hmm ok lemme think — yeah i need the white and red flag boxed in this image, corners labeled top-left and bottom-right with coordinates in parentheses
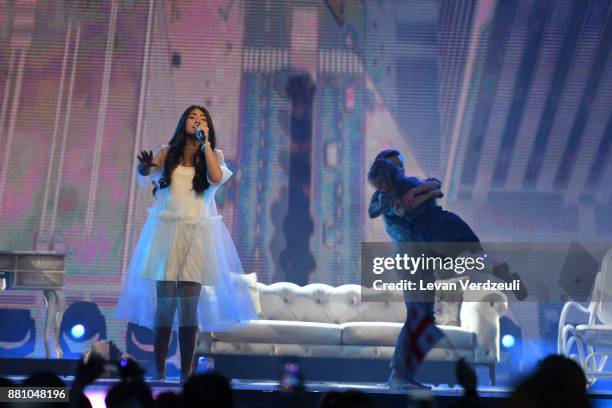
top-left (405, 302), bottom-right (444, 375)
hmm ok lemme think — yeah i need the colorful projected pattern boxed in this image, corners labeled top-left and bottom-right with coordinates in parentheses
top-left (0, 0), bottom-right (610, 359)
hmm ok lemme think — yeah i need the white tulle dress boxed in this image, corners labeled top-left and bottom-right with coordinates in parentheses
top-left (115, 145), bottom-right (257, 331)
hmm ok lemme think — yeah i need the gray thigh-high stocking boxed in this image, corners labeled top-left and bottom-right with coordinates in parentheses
top-left (177, 281), bottom-right (201, 378)
top-left (154, 281), bottom-right (177, 377)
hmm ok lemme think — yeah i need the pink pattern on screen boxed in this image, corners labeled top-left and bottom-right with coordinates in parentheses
top-left (63, 224), bottom-right (112, 266)
top-left (1, 146), bottom-right (45, 219)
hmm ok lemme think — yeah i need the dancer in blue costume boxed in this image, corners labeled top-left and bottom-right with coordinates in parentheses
top-left (369, 150), bottom-right (443, 389)
top-left (369, 153), bottom-right (526, 300)
top-left (369, 149), bottom-right (526, 390)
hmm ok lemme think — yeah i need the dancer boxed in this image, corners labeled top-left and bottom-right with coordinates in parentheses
top-left (368, 149), bottom-right (444, 390)
top-left (368, 155), bottom-right (526, 300)
top-left (369, 149), bottom-right (443, 243)
top-left (116, 105), bottom-right (256, 381)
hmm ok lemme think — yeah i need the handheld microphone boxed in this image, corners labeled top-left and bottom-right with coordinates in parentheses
top-left (195, 125), bottom-right (205, 141)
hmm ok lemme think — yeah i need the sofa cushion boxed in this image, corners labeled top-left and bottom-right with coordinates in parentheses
top-left (341, 322), bottom-right (475, 350)
top-left (345, 299), bottom-right (406, 323)
top-left (340, 322), bottom-right (401, 346)
top-left (342, 345), bottom-right (474, 361)
top-left (211, 320), bottom-right (341, 345)
top-left (210, 341), bottom-right (353, 358)
top-left (206, 342), bottom-right (476, 362)
top-left (258, 282), bottom-right (370, 323)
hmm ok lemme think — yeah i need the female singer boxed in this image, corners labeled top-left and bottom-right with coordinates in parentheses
top-left (116, 105), bottom-right (256, 381)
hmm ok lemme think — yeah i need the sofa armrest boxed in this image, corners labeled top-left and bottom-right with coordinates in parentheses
top-left (459, 289), bottom-right (508, 363)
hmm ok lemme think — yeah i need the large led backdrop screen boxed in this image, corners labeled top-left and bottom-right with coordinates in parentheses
top-left (0, 0), bottom-right (611, 384)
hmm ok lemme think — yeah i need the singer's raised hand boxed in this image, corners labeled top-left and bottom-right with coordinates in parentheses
top-left (137, 150), bottom-right (155, 166)
top-left (137, 150), bottom-right (157, 176)
top-left (194, 123), bottom-right (209, 143)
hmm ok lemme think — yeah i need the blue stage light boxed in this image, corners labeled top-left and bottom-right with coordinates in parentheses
top-left (71, 324), bottom-right (85, 339)
top-left (60, 301), bottom-right (107, 358)
top-left (502, 334), bottom-right (516, 348)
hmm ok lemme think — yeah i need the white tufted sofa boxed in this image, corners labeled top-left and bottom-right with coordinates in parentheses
top-left (198, 280), bottom-right (508, 384)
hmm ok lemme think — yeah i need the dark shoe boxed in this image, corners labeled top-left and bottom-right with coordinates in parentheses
top-left (492, 263), bottom-right (527, 301)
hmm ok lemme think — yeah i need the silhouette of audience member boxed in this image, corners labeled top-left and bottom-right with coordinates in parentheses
top-left (118, 357), bottom-right (146, 383)
top-left (536, 354), bottom-right (588, 401)
top-left (155, 391), bottom-right (181, 408)
top-left (507, 355), bottom-right (589, 408)
top-left (318, 390), bottom-right (375, 408)
top-left (183, 372), bottom-right (233, 408)
top-left (451, 358), bottom-right (485, 408)
top-left (0, 377), bottom-right (16, 387)
top-left (105, 381), bottom-right (154, 408)
top-left (342, 390), bottom-right (375, 408)
top-left (70, 354), bottom-right (104, 408)
top-left (318, 391), bottom-right (343, 408)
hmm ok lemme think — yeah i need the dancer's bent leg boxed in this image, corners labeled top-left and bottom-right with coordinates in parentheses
top-left (422, 210), bottom-right (527, 301)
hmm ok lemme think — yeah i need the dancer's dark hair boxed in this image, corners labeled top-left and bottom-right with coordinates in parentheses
top-left (375, 149), bottom-right (401, 161)
top-left (368, 159), bottom-right (399, 189)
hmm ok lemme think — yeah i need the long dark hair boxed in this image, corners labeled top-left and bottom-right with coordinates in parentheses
top-left (154, 105), bottom-right (217, 196)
